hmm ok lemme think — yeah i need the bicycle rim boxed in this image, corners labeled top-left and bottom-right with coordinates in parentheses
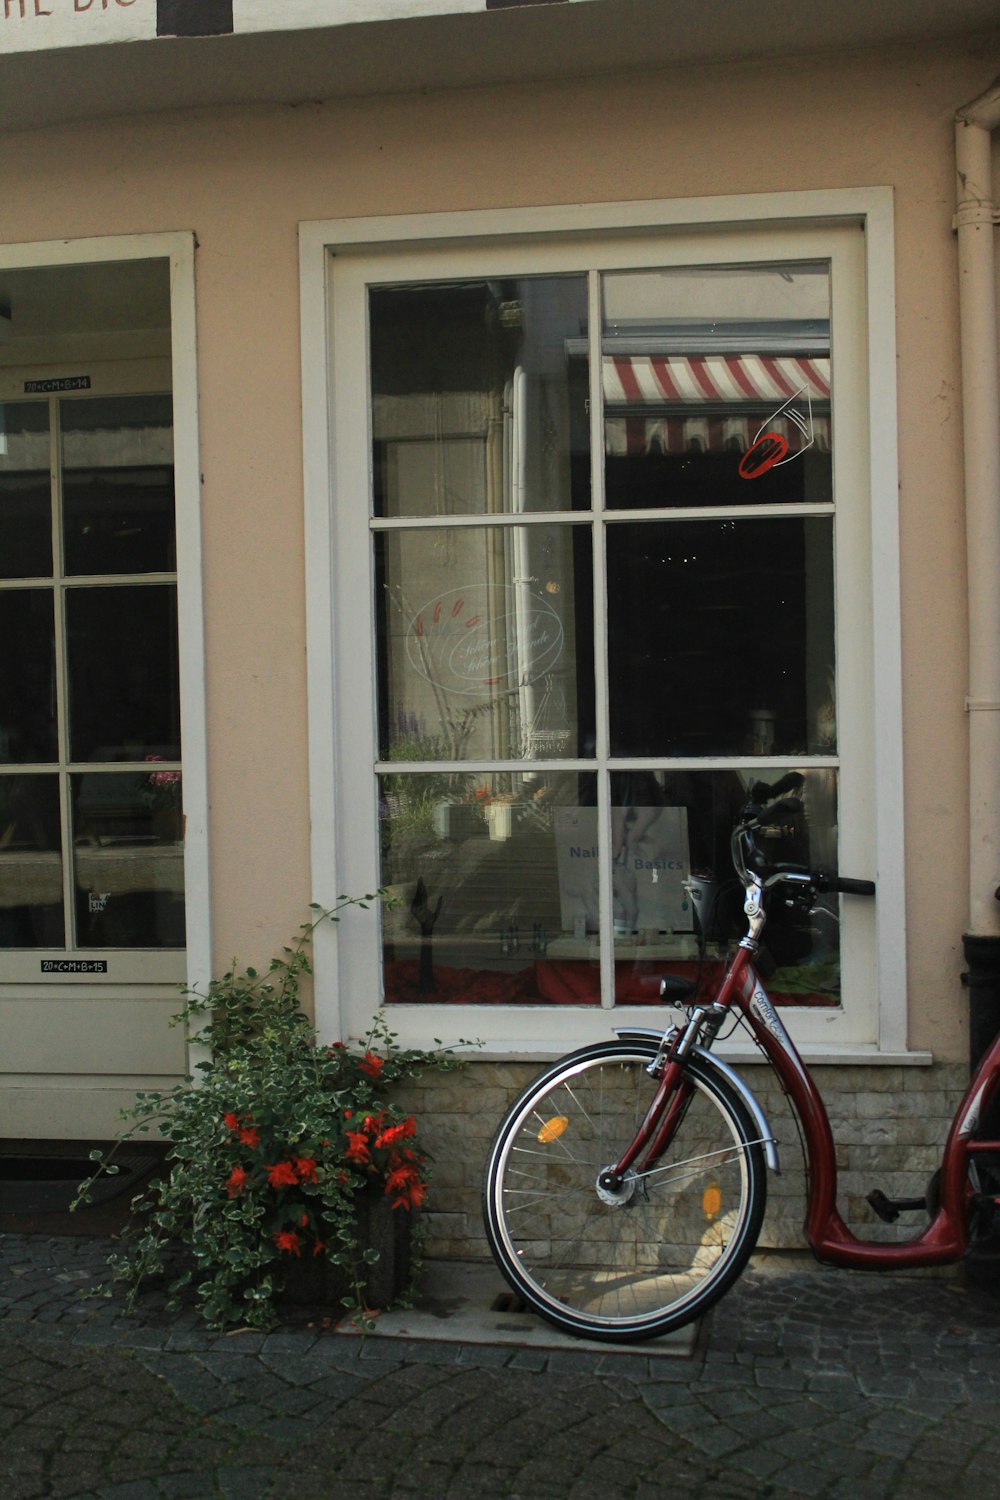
top-left (483, 1044), bottom-right (766, 1340)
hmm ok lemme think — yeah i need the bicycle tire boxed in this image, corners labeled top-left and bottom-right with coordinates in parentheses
top-left (482, 1040), bottom-right (767, 1341)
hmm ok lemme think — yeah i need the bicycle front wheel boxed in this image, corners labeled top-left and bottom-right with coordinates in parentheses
top-left (483, 1041), bottom-right (767, 1341)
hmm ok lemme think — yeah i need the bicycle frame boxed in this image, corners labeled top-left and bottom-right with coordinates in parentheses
top-left (633, 939), bottom-right (1000, 1270)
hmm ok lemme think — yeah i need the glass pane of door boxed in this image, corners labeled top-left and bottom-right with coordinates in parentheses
top-left (62, 395), bottom-right (175, 575)
top-left (0, 589), bottom-right (57, 763)
top-left (0, 402), bottom-right (52, 578)
top-left (0, 775), bottom-right (63, 947)
top-left (66, 584), bottom-right (181, 762)
top-left (72, 770), bottom-right (185, 948)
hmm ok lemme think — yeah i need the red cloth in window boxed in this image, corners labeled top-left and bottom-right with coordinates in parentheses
top-left (382, 958), bottom-right (833, 1007)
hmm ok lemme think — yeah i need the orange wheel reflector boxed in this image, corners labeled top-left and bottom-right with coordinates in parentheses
top-left (537, 1115), bottom-right (570, 1144)
top-left (702, 1182), bottom-right (722, 1221)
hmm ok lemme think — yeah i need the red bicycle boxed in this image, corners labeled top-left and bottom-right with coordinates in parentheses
top-left (483, 775), bottom-right (1000, 1341)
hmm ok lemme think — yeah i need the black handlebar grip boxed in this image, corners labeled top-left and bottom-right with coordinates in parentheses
top-left (814, 873), bottom-right (876, 896)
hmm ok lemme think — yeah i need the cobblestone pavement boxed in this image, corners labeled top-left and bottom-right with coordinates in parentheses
top-left (3, 1234), bottom-right (1000, 1500)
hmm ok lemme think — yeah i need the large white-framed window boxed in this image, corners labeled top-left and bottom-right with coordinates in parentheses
top-left (302, 192), bottom-right (907, 1061)
top-left (0, 234), bottom-right (210, 997)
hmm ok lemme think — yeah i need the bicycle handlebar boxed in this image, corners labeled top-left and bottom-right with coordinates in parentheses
top-left (812, 873), bottom-right (876, 897)
top-left (734, 785), bottom-right (876, 897)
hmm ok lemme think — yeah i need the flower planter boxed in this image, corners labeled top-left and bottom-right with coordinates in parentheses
top-left (279, 1188), bottom-right (415, 1311)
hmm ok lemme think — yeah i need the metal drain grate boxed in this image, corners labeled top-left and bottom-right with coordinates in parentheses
top-left (490, 1289), bottom-right (529, 1314)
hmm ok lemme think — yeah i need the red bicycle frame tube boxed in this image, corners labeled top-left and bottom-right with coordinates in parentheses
top-left (626, 943), bottom-right (1000, 1269)
top-left (729, 946), bottom-right (1000, 1267)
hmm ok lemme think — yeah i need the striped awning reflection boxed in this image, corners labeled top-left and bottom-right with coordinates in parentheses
top-left (604, 353), bottom-right (830, 406)
top-left (603, 353), bottom-right (831, 457)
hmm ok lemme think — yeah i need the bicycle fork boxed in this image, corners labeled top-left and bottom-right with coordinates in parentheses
top-left (598, 1008), bottom-right (723, 1193)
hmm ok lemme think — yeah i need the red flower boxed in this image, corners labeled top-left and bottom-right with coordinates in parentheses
top-left (385, 1164), bottom-right (420, 1195)
top-left (274, 1230), bottom-right (301, 1256)
top-left (375, 1118), bottom-right (416, 1150)
top-left (384, 1162), bottom-right (427, 1209)
top-left (398, 1182), bottom-right (427, 1210)
top-left (265, 1160), bottom-right (299, 1188)
top-left (312, 1239), bottom-right (326, 1257)
top-left (294, 1157), bottom-right (318, 1183)
top-left (387, 1171), bottom-right (427, 1211)
top-left (225, 1166), bottom-right (247, 1198)
top-left (345, 1132), bottom-right (370, 1164)
top-left (359, 1051), bottom-right (385, 1079)
top-left (238, 1126), bottom-right (260, 1149)
top-left (223, 1113), bottom-right (239, 1133)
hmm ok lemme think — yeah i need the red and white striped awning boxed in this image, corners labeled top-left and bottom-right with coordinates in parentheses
top-left (603, 354), bottom-right (831, 457)
top-left (603, 354), bottom-right (831, 406)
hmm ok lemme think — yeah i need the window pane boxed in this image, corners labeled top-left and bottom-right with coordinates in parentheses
top-left (72, 770), bottom-right (185, 948)
top-left (379, 766), bottom-right (840, 1007)
top-left (370, 277), bottom-right (589, 517)
top-left (379, 770), bottom-right (601, 1005)
top-left (376, 524), bottom-right (594, 761)
top-left (607, 517), bottom-right (835, 757)
top-left (62, 395), bottom-right (175, 575)
top-left (610, 767), bottom-right (840, 1007)
top-left (602, 264), bottom-right (832, 509)
top-left (0, 590), bottom-right (57, 763)
top-left (0, 775), bottom-right (64, 947)
top-left (66, 584), bottom-right (180, 762)
top-left (0, 402), bottom-right (52, 578)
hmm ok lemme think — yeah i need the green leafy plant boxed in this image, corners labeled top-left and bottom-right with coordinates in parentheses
top-left (77, 896), bottom-right (466, 1331)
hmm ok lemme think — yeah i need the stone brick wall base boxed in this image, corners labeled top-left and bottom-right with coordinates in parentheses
top-left (393, 1059), bottom-right (970, 1261)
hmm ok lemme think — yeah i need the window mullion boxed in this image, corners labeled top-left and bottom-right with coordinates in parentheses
top-left (47, 397), bottom-right (78, 947)
top-left (588, 268), bottom-right (615, 1010)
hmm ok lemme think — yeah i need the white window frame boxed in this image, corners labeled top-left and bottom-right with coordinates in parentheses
top-left (0, 232), bottom-right (211, 998)
top-left (301, 190), bottom-right (912, 1063)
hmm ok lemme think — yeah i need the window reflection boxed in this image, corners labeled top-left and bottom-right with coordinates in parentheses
top-left (368, 260), bottom-right (843, 1011)
top-left (62, 395), bottom-right (175, 575)
top-left (607, 767), bottom-right (841, 1006)
top-left (0, 590), bottom-right (57, 764)
top-left (607, 517), bottom-right (835, 757)
top-left (66, 584), bottom-right (181, 762)
top-left (72, 770), bottom-right (184, 948)
top-left (379, 766), bottom-right (840, 1007)
top-left (380, 770), bottom-right (601, 1005)
top-left (0, 402), bottom-right (52, 578)
top-left (370, 276), bottom-right (589, 517)
top-left (602, 264), bottom-right (832, 510)
top-left (376, 525), bottom-right (594, 761)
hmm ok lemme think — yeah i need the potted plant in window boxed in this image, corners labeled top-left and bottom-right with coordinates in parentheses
top-left (77, 896), bottom-right (466, 1331)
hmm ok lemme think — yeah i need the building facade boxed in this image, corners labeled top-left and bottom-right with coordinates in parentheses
top-left (1, 0), bottom-right (998, 1256)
